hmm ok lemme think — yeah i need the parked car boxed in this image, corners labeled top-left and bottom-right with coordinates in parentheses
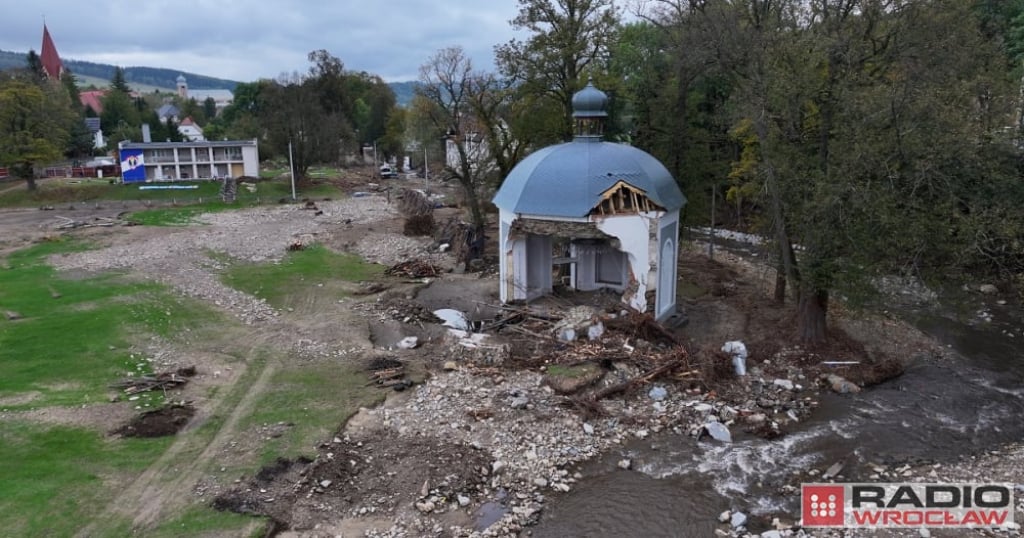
top-left (380, 164), bottom-right (398, 179)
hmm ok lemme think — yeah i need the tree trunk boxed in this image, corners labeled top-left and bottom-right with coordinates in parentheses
top-left (25, 177), bottom-right (37, 192)
top-left (797, 288), bottom-right (828, 343)
top-left (774, 264), bottom-right (786, 304)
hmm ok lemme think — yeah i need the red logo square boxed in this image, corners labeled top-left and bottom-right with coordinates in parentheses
top-left (803, 484), bottom-right (845, 527)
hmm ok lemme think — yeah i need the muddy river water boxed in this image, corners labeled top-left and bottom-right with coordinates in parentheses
top-left (533, 290), bottom-right (1024, 536)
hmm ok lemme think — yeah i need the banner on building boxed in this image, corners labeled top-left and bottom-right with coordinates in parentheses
top-left (119, 149), bottom-right (146, 183)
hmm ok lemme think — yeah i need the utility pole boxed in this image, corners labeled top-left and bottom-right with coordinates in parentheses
top-left (373, 141), bottom-right (379, 179)
top-left (288, 139), bottom-right (296, 201)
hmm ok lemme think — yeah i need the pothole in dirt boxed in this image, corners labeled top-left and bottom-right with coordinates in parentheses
top-left (366, 357), bottom-right (404, 371)
top-left (112, 404), bottom-right (196, 438)
top-left (368, 319), bottom-right (445, 349)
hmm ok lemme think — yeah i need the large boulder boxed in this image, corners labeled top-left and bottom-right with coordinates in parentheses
top-left (541, 363), bottom-right (605, 394)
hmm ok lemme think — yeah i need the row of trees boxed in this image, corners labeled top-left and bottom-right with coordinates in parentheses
top-left (614, 0), bottom-right (1024, 340)
top-left (406, 0), bottom-right (1024, 341)
top-left (0, 58), bottom-right (91, 190)
top-left (96, 67), bottom-right (198, 146)
top-left (1, 49), bottom-right (397, 186)
top-left (197, 50), bottom-right (397, 181)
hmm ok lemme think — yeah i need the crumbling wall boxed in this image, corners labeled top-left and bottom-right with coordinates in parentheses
top-left (596, 215), bottom-right (655, 313)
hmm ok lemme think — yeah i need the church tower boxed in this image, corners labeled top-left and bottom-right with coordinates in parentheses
top-left (177, 74), bottom-right (188, 99)
top-left (40, 24), bottom-right (64, 79)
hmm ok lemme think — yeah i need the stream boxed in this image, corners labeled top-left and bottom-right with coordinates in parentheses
top-left (533, 245), bottom-right (1024, 536)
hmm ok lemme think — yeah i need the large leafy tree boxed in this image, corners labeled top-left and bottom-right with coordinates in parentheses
top-left (694, 0), bottom-right (1021, 341)
top-left (632, 0), bottom-right (1023, 342)
top-left (208, 55), bottom-right (395, 169)
top-left (496, 0), bottom-right (621, 142)
top-left (0, 74), bottom-right (75, 190)
top-left (202, 97), bottom-right (217, 121)
top-left (207, 80), bottom-right (267, 145)
top-left (343, 71), bottom-right (396, 148)
top-left (100, 67), bottom-right (140, 143)
top-left (257, 52), bottom-right (355, 181)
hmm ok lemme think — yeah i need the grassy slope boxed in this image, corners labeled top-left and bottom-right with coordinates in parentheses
top-left (0, 178), bottom-right (344, 212)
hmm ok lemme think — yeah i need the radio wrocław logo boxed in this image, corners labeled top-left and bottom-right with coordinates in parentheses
top-left (802, 483), bottom-right (1015, 528)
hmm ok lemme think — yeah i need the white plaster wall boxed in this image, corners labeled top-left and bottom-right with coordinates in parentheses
top-left (498, 209), bottom-right (515, 303)
top-left (596, 214), bottom-right (655, 313)
top-left (656, 211), bottom-right (680, 320)
top-left (241, 142), bottom-right (260, 177)
top-left (525, 234), bottom-right (553, 300)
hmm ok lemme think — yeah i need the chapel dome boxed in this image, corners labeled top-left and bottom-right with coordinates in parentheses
top-left (493, 140), bottom-right (686, 218)
top-left (493, 82), bottom-right (685, 218)
top-left (572, 80), bottom-right (609, 118)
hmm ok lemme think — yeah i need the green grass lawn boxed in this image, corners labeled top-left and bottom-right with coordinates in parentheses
top-left (0, 422), bottom-right (173, 537)
top-left (0, 222), bottom-right (386, 536)
top-left (0, 240), bottom-right (218, 409)
top-left (222, 245), bottom-right (384, 308)
top-left (0, 177), bottom-right (345, 210)
top-left (0, 239), bottom-right (226, 535)
top-left (242, 363), bottom-right (385, 467)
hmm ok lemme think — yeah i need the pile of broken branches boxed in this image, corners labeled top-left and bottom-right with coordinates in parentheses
top-left (111, 366), bottom-right (196, 395)
top-left (55, 216), bottom-right (121, 230)
top-left (397, 189), bottom-right (433, 217)
top-left (563, 346), bottom-right (695, 418)
top-left (473, 307), bottom-right (700, 413)
top-left (385, 259), bottom-right (442, 278)
top-left (365, 358), bottom-right (412, 391)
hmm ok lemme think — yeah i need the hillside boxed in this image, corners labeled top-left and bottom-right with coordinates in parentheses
top-left (0, 49), bottom-right (415, 104)
top-left (0, 49), bottom-right (238, 90)
top-left (388, 81), bottom-right (417, 107)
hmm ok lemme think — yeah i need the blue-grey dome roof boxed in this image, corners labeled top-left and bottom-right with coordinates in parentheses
top-left (176, 74), bottom-right (187, 83)
top-left (493, 139), bottom-right (686, 218)
top-left (572, 81), bottom-right (608, 118)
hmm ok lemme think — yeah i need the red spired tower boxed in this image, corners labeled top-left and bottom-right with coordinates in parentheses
top-left (40, 23), bottom-right (65, 79)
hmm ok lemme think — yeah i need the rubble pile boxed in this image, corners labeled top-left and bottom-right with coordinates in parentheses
top-left (385, 259), bottom-right (443, 278)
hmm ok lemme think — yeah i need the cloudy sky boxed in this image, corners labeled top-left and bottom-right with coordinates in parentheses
top-left (0, 1), bottom-right (527, 83)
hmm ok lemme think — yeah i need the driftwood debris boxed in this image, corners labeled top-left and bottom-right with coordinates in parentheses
top-left (589, 351), bottom-right (689, 401)
top-left (366, 366), bottom-right (405, 385)
top-left (366, 360), bottom-right (412, 390)
top-left (55, 216), bottom-right (120, 230)
top-left (385, 260), bottom-right (442, 278)
top-left (111, 366), bottom-right (197, 395)
top-left (604, 311), bottom-right (680, 346)
top-left (397, 189), bottom-right (433, 218)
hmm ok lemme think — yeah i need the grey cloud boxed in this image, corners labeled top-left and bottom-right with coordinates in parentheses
top-left (0, 0), bottom-right (523, 82)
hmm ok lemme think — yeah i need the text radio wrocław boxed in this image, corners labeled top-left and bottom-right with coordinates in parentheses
top-left (802, 483), bottom-right (1015, 528)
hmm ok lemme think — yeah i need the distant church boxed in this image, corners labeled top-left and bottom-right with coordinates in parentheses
top-left (40, 24), bottom-right (64, 80)
top-left (174, 73), bottom-right (235, 110)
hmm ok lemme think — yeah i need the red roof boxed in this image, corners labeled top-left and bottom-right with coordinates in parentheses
top-left (180, 117), bottom-right (195, 126)
top-left (40, 24), bottom-right (63, 79)
top-left (80, 90), bottom-right (105, 114)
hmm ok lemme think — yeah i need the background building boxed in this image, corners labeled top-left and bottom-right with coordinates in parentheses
top-left (118, 139), bottom-right (258, 182)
